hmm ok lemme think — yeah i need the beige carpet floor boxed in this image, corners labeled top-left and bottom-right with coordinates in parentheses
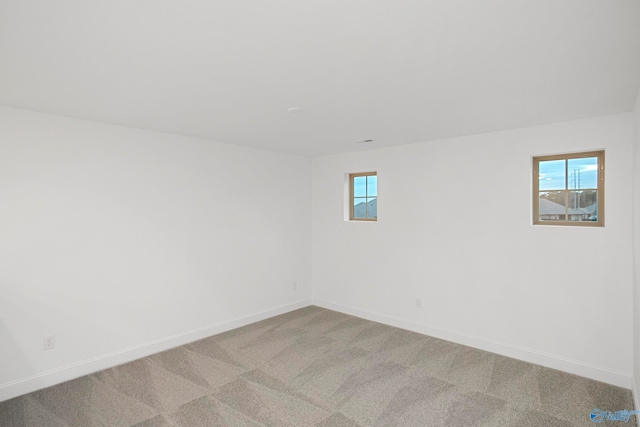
top-left (0, 306), bottom-right (635, 426)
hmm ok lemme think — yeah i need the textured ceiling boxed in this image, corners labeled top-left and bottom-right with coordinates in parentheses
top-left (1, 0), bottom-right (639, 156)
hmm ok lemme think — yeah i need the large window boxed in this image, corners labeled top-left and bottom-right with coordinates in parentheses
top-left (350, 172), bottom-right (377, 221)
top-left (532, 151), bottom-right (604, 226)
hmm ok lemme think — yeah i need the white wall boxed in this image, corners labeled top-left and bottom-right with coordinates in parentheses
top-left (1, 104), bottom-right (635, 402)
top-left (0, 106), bottom-right (312, 401)
top-left (633, 90), bottom-right (640, 407)
top-left (312, 113), bottom-right (634, 387)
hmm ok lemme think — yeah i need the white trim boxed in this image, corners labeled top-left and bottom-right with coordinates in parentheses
top-left (633, 378), bottom-right (640, 413)
top-left (312, 298), bottom-right (633, 389)
top-left (0, 298), bottom-right (312, 402)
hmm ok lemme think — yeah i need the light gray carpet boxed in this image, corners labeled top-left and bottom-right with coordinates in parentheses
top-left (0, 306), bottom-right (635, 426)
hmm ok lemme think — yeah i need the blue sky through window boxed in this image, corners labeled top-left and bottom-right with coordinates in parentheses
top-left (354, 175), bottom-right (377, 198)
top-left (538, 157), bottom-right (598, 191)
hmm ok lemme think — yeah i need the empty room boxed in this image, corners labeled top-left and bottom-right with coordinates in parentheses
top-left (1, 1), bottom-right (640, 426)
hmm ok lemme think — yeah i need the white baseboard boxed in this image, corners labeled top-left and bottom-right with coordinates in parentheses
top-left (0, 298), bottom-right (312, 403)
top-left (633, 378), bottom-right (640, 412)
top-left (2, 297), bottom-right (632, 403)
top-left (313, 298), bottom-right (633, 389)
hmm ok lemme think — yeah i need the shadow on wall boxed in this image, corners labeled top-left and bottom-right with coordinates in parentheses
top-left (0, 287), bottom-right (120, 390)
top-left (0, 300), bottom-right (37, 387)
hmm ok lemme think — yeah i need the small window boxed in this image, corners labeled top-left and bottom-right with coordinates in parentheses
top-left (533, 151), bottom-right (604, 226)
top-left (350, 172), bottom-right (377, 221)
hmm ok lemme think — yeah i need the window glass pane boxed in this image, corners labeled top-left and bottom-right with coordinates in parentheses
top-left (533, 151), bottom-right (602, 226)
top-left (568, 190), bottom-right (598, 221)
top-left (538, 160), bottom-right (565, 191)
top-left (538, 192), bottom-right (566, 222)
top-left (353, 176), bottom-right (366, 197)
top-left (582, 189), bottom-right (598, 222)
top-left (353, 197), bottom-right (367, 218)
top-left (567, 191), bottom-right (588, 221)
top-left (366, 197), bottom-right (377, 218)
top-left (367, 175), bottom-right (377, 197)
top-left (567, 157), bottom-right (597, 190)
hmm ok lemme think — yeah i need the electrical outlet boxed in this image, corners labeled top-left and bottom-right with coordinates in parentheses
top-left (293, 281), bottom-right (298, 290)
top-left (415, 298), bottom-right (422, 309)
top-left (43, 335), bottom-right (55, 350)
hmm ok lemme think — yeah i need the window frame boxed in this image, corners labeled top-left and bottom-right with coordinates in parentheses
top-left (532, 150), bottom-right (604, 227)
top-left (349, 172), bottom-right (377, 221)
